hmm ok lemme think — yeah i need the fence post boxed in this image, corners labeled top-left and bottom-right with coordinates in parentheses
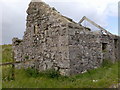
top-left (11, 63), bottom-right (15, 80)
top-left (11, 51), bottom-right (15, 80)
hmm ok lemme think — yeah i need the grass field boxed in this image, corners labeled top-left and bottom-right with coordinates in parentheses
top-left (1, 45), bottom-right (119, 88)
top-left (2, 44), bottom-right (13, 63)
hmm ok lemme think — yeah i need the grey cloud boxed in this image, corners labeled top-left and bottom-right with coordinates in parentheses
top-left (2, 0), bottom-right (31, 44)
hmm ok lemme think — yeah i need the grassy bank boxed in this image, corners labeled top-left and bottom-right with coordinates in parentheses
top-left (1, 45), bottom-right (119, 88)
top-left (2, 44), bottom-right (13, 63)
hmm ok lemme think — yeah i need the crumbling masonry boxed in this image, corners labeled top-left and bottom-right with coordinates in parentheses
top-left (12, 1), bottom-right (120, 76)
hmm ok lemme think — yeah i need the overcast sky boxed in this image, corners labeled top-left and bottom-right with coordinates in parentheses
top-left (0, 0), bottom-right (119, 45)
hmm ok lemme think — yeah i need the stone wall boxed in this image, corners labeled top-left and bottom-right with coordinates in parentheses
top-left (68, 29), bottom-right (120, 75)
top-left (101, 35), bottom-right (119, 62)
top-left (68, 31), bottom-right (102, 75)
top-left (12, 1), bottom-right (120, 76)
top-left (12, 1), bottom-right (84, 76)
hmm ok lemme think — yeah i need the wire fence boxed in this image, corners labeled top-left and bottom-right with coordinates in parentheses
top-left (1, 52), bottom-right (34, 81)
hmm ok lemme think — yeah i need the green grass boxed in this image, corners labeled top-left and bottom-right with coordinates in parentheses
top-left (1, 45), bottom-right (119, 88)
top-left (2, 44), bottom-right (13, 63)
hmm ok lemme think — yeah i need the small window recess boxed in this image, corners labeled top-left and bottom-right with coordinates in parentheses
top-left (34, 24), bottom-right (39, 35)
top-left (102, 43), bottom-right (107, 52)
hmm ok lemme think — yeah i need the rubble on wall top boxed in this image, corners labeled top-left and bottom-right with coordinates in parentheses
top-left (31, 0), bottom-right (43, 2)
top-left (28, 0), bottom-right (117, 36)
top-left (27, 0), bottom-right (82, 26)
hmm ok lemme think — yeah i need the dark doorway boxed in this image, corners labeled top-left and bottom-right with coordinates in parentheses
top-left (114, 39), bottom-right (118, 48)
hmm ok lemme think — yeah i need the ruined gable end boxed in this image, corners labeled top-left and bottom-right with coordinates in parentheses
top-left (12, 0), bottom-right (120, 76)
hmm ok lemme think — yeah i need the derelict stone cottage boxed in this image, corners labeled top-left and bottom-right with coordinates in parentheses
top-left (12, 0), bottom-right (120, 76)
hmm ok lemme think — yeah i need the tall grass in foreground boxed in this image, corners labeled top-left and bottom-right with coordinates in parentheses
top-left (2, 44), bottom-right (13, 63)
top-left (2, 61), bottom-right (119, 88)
